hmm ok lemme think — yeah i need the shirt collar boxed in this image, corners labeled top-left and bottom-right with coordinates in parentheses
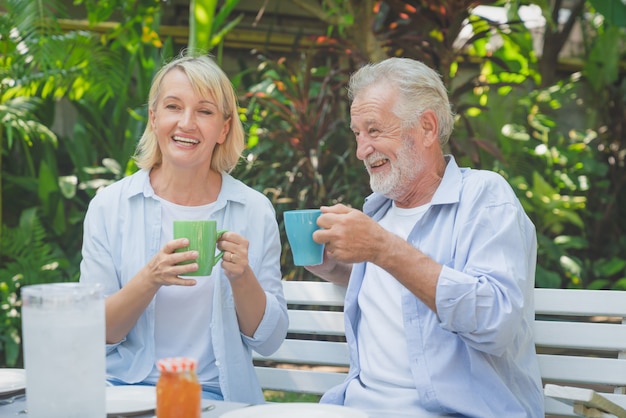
top-left (127, 168), bottom-right (247, 206)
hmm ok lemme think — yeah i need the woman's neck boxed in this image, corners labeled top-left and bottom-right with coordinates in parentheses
top-left (149, 165), bottom-right (222, 206)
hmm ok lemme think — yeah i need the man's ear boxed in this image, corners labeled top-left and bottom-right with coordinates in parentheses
top-left (420, 110), bottom-right (439, 146)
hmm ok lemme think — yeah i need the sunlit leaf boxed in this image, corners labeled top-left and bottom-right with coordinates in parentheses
top-left (560, 255), bottom-right (582, 277)
top-left (58, 175), bottom-right (77, 199)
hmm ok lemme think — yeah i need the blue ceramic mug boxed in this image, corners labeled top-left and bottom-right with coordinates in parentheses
top-left (284, 209), bottom-right (324, 266)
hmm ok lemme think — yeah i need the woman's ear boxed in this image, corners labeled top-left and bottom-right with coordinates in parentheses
top-left (149, 108), bottom-right (156, 131)
top-left (217, 117), bottom-right (231, 145)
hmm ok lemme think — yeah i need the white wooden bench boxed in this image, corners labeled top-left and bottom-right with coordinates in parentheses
top-left (536, 288), bottom-right (626, 417)
top-left (254, 281), bottom-right (626, 417)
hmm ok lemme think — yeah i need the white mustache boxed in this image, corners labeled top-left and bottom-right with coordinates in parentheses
top-left (365, 153), bottom-right (389, 169)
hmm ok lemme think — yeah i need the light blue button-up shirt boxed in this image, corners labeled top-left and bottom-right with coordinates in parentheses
top-left (79, 169), bottom-right (288, 404)
top-left (321, 156), bottom-right (544, 417)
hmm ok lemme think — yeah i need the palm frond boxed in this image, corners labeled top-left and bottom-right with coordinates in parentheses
top-left (0, 208), bottom-right (69, 286)
top-left (0, 98), bottom-right (58, 151)
top-left (2, 0), bottom-right (126, 103)
top-left (5, 0), bottom-right (68, 53)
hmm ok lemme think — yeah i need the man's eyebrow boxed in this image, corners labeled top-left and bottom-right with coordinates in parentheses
top-left (350, 118), bottom-right (378, 130)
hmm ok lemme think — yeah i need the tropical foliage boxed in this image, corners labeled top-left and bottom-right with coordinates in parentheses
top-left (235, 49), bottom-right (366, 279)
top-left (0, 0), bottom-right (129, 365)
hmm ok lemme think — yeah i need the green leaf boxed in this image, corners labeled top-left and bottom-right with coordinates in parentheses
top-left (584, 26), bottom-right (621, 92)
top-left (590, 0), bottom-right (626, 27)
top-left (37, 160), bottom-right (59, 214)
top-left (535, 265), bottom-right (562, 288)
top-left (189, 0), bottom-right (218, 53)
top-left (594, 258), bottom-right (626, 277)
top-left (587, 279), bottom-right (611, 290)
top-left (612, 278), bottom-right (626, 291)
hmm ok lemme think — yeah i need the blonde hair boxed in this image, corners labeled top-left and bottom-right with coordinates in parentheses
top-left (133, 53), bottom-right (244, 173)
top-left (347, 57), bottom-right (455, 145)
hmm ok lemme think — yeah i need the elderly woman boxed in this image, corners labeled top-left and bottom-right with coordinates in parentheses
top-left (79, 53), bottom-right (288, 404)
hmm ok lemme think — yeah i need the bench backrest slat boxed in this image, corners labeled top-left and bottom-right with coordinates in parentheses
top-left (538, 354), bottom-right (626, 386)
top-left (534, 288), bottom-right (626, 317)
top-left (282, 280), bottom-right (346, 306)
top-left (534, 320), bottom-right (626, 351)
top-left (255, 367), bottom-right (347, 395)
top-left (254, 339), bottom-right (349, 366)
top-left (287, 310), bottom-right (345, 336)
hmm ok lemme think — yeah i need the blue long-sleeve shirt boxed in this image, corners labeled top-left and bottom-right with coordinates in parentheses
top-left (79, 169), bottom-right (288, 404)
top-left (321, 156), bottom-right (544, 417)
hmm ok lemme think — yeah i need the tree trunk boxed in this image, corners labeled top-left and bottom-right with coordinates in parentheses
top-left (345, 0), bottom-right (387, 63)
top-left (290, 0), bottom-right (386, 63)
top-left (539, 0), bottom-right (586, 87)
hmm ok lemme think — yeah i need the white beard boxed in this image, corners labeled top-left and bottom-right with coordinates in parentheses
top-left (366, 138), bottom-right (422, 200)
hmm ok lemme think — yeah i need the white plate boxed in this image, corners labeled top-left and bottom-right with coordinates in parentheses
top-left (106, 385), bottom-right (156, 415)
top-left (0, 369), bottom-right (26, 395)
top-left (220, 403), bottom-right (369, 418)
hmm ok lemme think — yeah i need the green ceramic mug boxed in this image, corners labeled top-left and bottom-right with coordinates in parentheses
top-left (173, 220), bottom-right (227, 276)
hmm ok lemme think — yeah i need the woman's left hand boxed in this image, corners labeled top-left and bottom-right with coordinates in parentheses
top-left (218, 232), bottom-right (250, 280)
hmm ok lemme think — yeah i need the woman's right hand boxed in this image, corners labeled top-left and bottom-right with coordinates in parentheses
top-left (105, 238), bottom-right (199, 343)
top-left (144, 238), bottom-right (201, 287)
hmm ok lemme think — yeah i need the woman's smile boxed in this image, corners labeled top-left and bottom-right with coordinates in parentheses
top-left (172, 135), bottom-right (200, 146)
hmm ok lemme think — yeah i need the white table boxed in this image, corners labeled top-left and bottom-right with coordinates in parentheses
top-left (0, 395), bottom-right (248, 417)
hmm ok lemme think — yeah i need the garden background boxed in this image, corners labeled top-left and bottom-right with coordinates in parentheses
top-left (1, 0), bottom-right (625, 370)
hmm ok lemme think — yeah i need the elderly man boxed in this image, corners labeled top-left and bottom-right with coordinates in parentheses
top-left (306, 57), bottom-right (544, 417)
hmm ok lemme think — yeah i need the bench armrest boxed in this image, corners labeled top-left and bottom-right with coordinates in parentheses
top-left (544, 384), bottom-right (626, 418)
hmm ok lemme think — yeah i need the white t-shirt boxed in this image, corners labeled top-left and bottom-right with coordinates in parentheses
top-left (345, 202), bottom-right (440, 417)
top-left (145, 197), bottom-right (219, 389)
